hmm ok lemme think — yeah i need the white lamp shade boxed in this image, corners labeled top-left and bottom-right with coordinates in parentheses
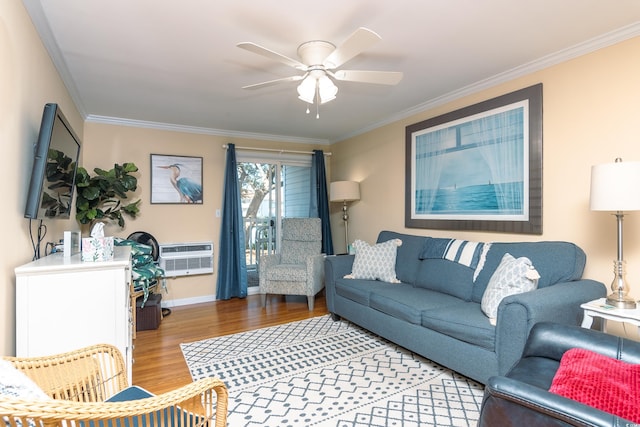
top-left (590, 160), bottom-right (640, 211)
top-left (330, 181), bottom-right (360, 202)
top-left (318, 75), bottom-right (338, 104)
top-left (297, 76), bottom-right (316, 104)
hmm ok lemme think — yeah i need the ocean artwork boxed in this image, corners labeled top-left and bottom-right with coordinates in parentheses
top-left (416, 181), bottom-right (523, 215)
top-left (411, 103), bottom-right (528, 219)
top-left (405, 83), bottom-right (542, 233)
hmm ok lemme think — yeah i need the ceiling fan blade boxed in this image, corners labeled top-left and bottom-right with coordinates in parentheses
top-left (242, 75), bottom-right (303, 90)
top-left (323, 27), bottom-right (382, 69)
top-left (333, 70), bottom-right (403, 85)
top-left (237, 42), bottom-right (306, 70)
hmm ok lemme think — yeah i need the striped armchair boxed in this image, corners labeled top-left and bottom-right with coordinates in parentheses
top-left (0, 344), bottom-right (227, 427)
top-left (259, 217), bottom-right (325, 311)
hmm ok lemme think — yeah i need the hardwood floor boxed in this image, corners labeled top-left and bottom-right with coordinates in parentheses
top-left (132, 293), bottom-right (328, 394)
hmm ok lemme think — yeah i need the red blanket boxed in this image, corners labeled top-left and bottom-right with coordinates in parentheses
top-left (549, 347), bottom-right (640, 422)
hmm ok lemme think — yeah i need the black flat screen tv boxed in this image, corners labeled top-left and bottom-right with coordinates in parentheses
top-left (24, 103), bottom-right (81, 220)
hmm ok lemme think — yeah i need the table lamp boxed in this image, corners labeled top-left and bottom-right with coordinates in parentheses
top-left (330, 181), bottom-right (360, 251)
top-left (590, 158), bottom-right (640, 309)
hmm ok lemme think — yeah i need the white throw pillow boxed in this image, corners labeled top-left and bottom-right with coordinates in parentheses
top-left (344, 239), bottom-right (402, 283)
top-left (0, 359), bottom-right (50, 427)
top-left (481, 253), bottom-right (540, 325)
top-left (0, 359), bottom-right (49, 400)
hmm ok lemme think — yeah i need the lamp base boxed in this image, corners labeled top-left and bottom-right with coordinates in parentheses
top-left (605, 294), bottom-right (637, 309)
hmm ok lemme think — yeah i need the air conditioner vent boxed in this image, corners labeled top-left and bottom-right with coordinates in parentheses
top-left (159, 242), bottom-right (213, 277)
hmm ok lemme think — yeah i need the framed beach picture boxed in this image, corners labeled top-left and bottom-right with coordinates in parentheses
top-left (150, 154), bottom-right (203, 204)
top-left (405, 84), bottom-right (542, 234)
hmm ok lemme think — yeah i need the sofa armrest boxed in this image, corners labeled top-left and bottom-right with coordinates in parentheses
top-left (258, 254), bottom-right (282, 288)
top-left (479, 376), bottom-right (627, 427)
top-left (324, 254), bottom-right (355, 312)
top-left (495, 279), bottom-right (606, 375)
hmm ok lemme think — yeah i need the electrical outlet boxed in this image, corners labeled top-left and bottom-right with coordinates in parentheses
top-left (216, 209), bottom-right (221, 217)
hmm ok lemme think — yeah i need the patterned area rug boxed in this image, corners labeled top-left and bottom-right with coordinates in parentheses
top-left (181, 315), bottom-right (484, 427)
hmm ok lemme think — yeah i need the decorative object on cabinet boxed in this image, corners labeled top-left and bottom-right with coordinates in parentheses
top-left (0, 343), bottom-right (228, 427)
top-left (590, 158), bottom-right (640, 309)
top-left (75, 162), bottom-right (141, 228)
top-left (405, 83), bottom-right (543, 234)
top-left (330, 180), bottom-right (360, 249)
top-left (150, 154), bottom-right (203, 204)
top-left (81, 222), bottom-right (114, 262)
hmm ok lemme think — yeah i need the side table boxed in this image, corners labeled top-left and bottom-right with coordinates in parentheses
top-left (581, 297), bottom-right (640, 334)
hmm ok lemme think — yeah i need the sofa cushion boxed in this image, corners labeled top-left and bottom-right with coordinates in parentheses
top-left (481, 253), bottom-right (540, 323)
top-left (335, 279), bottom-right (393, 306)
top-left (419, 238), bottom-right (490, 273)
top-left (377, 231), bottom-right (428, 285)
top-left (105, 385), bottom-right (204, 426)
top-left (369, 287), bottom-right (464, 325)
top-left (471, 241), bottom-right (586, 303)
top-left (414, 259), bottom-right (475, 300)
top-left (347, 239), bottom-right (402, 283)
top-left (421, 302), bottom-right (495, 350)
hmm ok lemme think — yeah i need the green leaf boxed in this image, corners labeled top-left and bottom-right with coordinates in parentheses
top-left (75, 162), bottom-right (140, 228)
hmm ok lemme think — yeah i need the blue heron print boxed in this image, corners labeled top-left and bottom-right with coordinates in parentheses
top-left (158, 163), bottom-right (203, 203)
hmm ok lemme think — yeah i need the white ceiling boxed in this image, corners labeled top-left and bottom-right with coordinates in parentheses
top-left (23, 0), bottom-right (640, 144)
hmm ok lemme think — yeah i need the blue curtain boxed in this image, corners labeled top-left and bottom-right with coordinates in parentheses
top-left (216, 144), bottom-right (247, 300)
top-left (310, 150), bottom-right (334, 255)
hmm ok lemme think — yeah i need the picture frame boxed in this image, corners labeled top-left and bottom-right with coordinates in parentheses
top-left (150, 154), bottom-right (203, 204)
top-left (405, 83), bottom-right (542, 234)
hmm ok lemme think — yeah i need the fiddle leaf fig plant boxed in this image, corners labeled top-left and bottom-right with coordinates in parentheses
top-left (75, 162), bottom-right (141, 228)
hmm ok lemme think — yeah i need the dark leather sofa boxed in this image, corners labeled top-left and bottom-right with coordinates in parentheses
top-left (479, 322), bottom-right (640, 427)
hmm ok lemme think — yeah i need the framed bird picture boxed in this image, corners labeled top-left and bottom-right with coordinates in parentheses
top-left (150, 154), bottom-right (203, 204)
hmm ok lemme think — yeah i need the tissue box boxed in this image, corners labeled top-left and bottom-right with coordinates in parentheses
top-left (82, 236), bottom-right (114, 262)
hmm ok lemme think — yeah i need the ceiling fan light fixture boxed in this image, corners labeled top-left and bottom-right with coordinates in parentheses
top-left (318, 75), bottom-right (338, 104)
top-left (239, 27), bottom-right (401, 114)
top-left (297, 75), bottom-right (316, 104)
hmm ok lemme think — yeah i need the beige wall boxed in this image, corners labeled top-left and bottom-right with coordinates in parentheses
top-left (82, 122), bottom-right (328, 305)
top-left (329, 36), bottom-right (640, 340)
top-left (1, 0), bottom-right (83, 355)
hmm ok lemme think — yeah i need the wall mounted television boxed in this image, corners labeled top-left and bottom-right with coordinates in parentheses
top-left (24, 103), bottom-right (81, 220)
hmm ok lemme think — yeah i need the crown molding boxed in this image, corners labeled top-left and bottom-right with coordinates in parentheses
top-left (335, 22), bottom-right (640, 143)
top-left (85, 115), bottom-right (331, 145)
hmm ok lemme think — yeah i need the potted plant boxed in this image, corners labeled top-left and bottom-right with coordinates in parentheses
top-left (75, 162), bottom-right (141, 228)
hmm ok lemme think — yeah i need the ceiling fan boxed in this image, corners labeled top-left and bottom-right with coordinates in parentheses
top-left (237, 27), bottom-right (403, 115)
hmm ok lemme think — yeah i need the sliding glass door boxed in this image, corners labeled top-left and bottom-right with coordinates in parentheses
top-left (237, 152), bottom-right (311, 273)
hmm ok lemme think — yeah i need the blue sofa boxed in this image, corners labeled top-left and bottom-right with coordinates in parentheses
top-left (324, 231), bottom-right (606, 384)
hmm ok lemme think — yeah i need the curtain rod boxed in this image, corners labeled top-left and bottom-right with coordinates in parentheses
top-left (222, 144), bottom-right (331, 156)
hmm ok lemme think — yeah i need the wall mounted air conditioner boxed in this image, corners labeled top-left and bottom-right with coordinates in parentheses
top-left (158, 242), bottom-right (214, 277)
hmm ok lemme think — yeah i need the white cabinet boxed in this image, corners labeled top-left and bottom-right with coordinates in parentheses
top-left (15, 246), bottom-right (133, 382)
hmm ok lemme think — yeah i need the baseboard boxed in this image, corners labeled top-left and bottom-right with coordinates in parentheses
top-left (161, 285), bottom-right (260, 308)
top-left (161, 295), bottom-right (216, 308)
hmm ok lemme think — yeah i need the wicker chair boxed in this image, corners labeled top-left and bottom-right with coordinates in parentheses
top-left (0, 344), bottom-right (228, 427)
